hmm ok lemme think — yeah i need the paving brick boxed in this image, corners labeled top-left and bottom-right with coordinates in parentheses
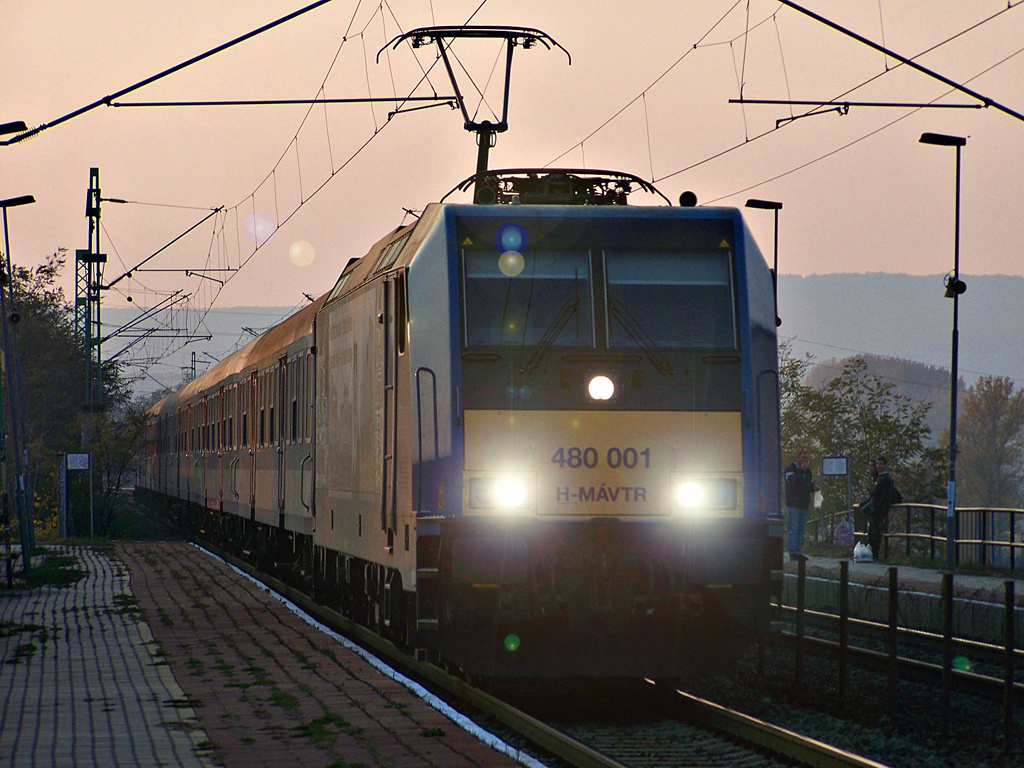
top-left (2, 542), bottom-right (531, 768)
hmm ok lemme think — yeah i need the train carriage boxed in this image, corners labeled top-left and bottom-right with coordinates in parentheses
top-left (140, 170), bottom-right (783, 681)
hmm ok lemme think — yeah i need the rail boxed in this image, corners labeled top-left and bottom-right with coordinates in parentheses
top-left (809, 503), bottom-right (1024, 571)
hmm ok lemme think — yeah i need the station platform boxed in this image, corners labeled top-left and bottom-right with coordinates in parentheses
top-left (781, 552), bottom-right (1024, 646)
top-left (0, 543), bottom-right (534, 768)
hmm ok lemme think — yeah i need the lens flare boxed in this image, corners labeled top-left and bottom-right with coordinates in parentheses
top-left (288, 240), bottom-right (315, 267)
top-left (243, 211), bottom-right (276, 246)
top-left (498, 250), bottom-right (525, 277)
top-left (504, 633), bottom-right (521, 652)
top-left (495, 223), bottom-right (527, 253)
top-left (952, 655), bottom-right (973, 672)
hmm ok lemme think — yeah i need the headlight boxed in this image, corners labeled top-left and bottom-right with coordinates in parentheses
top-left (587, 374), bottom-right (615, 401)
top-left (672, 477), bottom-right (738, 514)
top-left (469, 475), bottom-right (531, 511)
top-left (676, 481), bottom-right (704, 507)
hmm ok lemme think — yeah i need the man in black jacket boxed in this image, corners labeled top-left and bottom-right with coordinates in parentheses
top-left (866, 456), bottom-right (898, 562)
top-left (784, 451), bottom-right (817, 561)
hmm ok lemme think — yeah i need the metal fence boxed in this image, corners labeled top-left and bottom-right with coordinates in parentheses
top-left (810, 503), bottom-right (1024, 571)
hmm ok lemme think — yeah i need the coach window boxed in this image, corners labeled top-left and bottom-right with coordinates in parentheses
top-left (603, 251), bottom-right (737, 350)
top-left (260, 408), bottom-right (266, 446)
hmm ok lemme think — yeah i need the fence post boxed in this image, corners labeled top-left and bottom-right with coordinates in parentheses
top-left (795, 557), bottom-right (805, 687)
top-left (982, 509), bottom-right (988, 569)
top-left (942, 572), bottom-right (954, 736)
top-left (1012, 511), bottom-right (1017, 572)
top-left (839, 560), bottom-right (849, 706)
top-left (930, 507), bottom-right (937, 563)
top-left (905, 505), bottom-right (911, 559)
top-left (1004, 580), bottom-right (1015, 752)
top-left (887, 567), bottom-right (899, 719)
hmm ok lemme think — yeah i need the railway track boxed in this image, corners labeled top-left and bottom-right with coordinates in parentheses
top-left (195, 538), bottom-right (895, 768)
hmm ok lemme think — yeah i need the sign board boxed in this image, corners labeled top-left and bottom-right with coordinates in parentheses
top-left (821, 456), bottom-right (848, 476)
top-left (67, 452), bottom-right (90, 471)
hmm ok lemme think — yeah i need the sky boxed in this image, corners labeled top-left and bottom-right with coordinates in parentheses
top-left (2, 0), bottom-right (1023, 380)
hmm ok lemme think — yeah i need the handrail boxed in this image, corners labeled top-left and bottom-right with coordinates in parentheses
top-left (229, 457), bottom-right (239, 498)
top-left (811, 503), bottom-right (1024, 572)
top-left (299, 454), bottom-right (312, 511)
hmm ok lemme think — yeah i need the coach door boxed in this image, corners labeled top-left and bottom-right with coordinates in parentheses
top-left (249, 372), bottom-right (258, 517)
top-left (217, 387), bottom-right (225, 510)
top-left (277, 356), bottom-right (287, 520)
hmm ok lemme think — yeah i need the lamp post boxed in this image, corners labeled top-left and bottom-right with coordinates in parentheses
top-left (919, 131), bottom-right (967, 572)
top-left (0, 194), bottom-right (36, 571)
top-left (745, 199), bottom-right (783, 327)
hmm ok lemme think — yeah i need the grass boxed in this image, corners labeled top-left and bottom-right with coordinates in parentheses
top-left (19, 552), bottom-right (86, 590)
top-left (113, 595), bottom-right (143, 615)
top-left (4, 642), bottom-right (38, 665)
top-left (293, 713), bottom-right (353, 744)
top-left (0, 621), bottom-right (44, 639)
top-left (269, 688), bottom-right (298, 709)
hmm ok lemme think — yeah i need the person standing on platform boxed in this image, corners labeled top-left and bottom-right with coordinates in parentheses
top-left (784, 450), bottom-right (818, 562)
top-left (866, 456), bottom-right (898, 562)
top-left (855, 458), bottom-right (878, 541)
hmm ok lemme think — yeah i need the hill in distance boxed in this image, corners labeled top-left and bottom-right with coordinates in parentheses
top-left (103, 273), bottom-right (1023, 402)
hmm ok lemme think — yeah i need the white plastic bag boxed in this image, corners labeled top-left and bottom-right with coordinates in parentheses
top-left (853, 542), bottom-right (873, 562)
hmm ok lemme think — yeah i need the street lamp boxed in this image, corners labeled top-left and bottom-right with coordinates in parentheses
top-left (0, 194), bottom-right (36, 571)
top-left (920, 131), bottom-right (967, 572)
top-left (745, 199), bottom-right (783, 327)
top-left (0, 121), bottom-right (27, 137)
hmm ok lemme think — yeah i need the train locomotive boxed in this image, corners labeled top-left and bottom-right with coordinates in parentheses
top-left (138, 169), bottom-right (784, 681)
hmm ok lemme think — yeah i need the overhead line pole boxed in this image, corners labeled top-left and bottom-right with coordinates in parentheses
top-left (775, 0), bottom-right (1024, 123)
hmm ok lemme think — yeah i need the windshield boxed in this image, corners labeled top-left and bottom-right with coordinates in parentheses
top-left (605, 251), bottom-right (735, 349)
top-left (463, 250), bottom-right (593, 347)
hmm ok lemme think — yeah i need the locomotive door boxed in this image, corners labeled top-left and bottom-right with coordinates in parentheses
top-left (380, 275), bottom-right (400, 549)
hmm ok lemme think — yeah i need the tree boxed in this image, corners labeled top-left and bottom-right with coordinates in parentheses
top-left (780, 343), bottom-right (945, 515)
top-left (955, 376), bottom-right (1024, 508)
top-left (6, 251), bottom-right (133, 537)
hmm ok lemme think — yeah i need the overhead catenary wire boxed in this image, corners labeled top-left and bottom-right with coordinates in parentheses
top-left (550, 0), bottom-right (1022, 186)
top-left (130, 1), bottom-right (494, 388)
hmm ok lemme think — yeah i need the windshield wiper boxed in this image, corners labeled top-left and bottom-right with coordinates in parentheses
top-left (608, 299), bottom-right (673, 375)
top-left (522, 294), bottom-right (580, 374)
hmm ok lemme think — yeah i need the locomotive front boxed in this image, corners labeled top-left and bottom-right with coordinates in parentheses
top-left (411, 195), bottom-right (783, 680)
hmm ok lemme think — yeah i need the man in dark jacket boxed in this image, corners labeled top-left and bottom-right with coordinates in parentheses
top-left (784, 451), bottom-right (817, 561)
top-left (866, 456), bottom-right (898, 562)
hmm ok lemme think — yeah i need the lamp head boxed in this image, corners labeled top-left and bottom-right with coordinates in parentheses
top-left (943, 274), bottom-right (967, 298)
top-left (920, 132), bottom-right (967, 147)
top-left (0, 195), bottom-right (35, 209)
top-left (745, 198), bottom-right (783, 210)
